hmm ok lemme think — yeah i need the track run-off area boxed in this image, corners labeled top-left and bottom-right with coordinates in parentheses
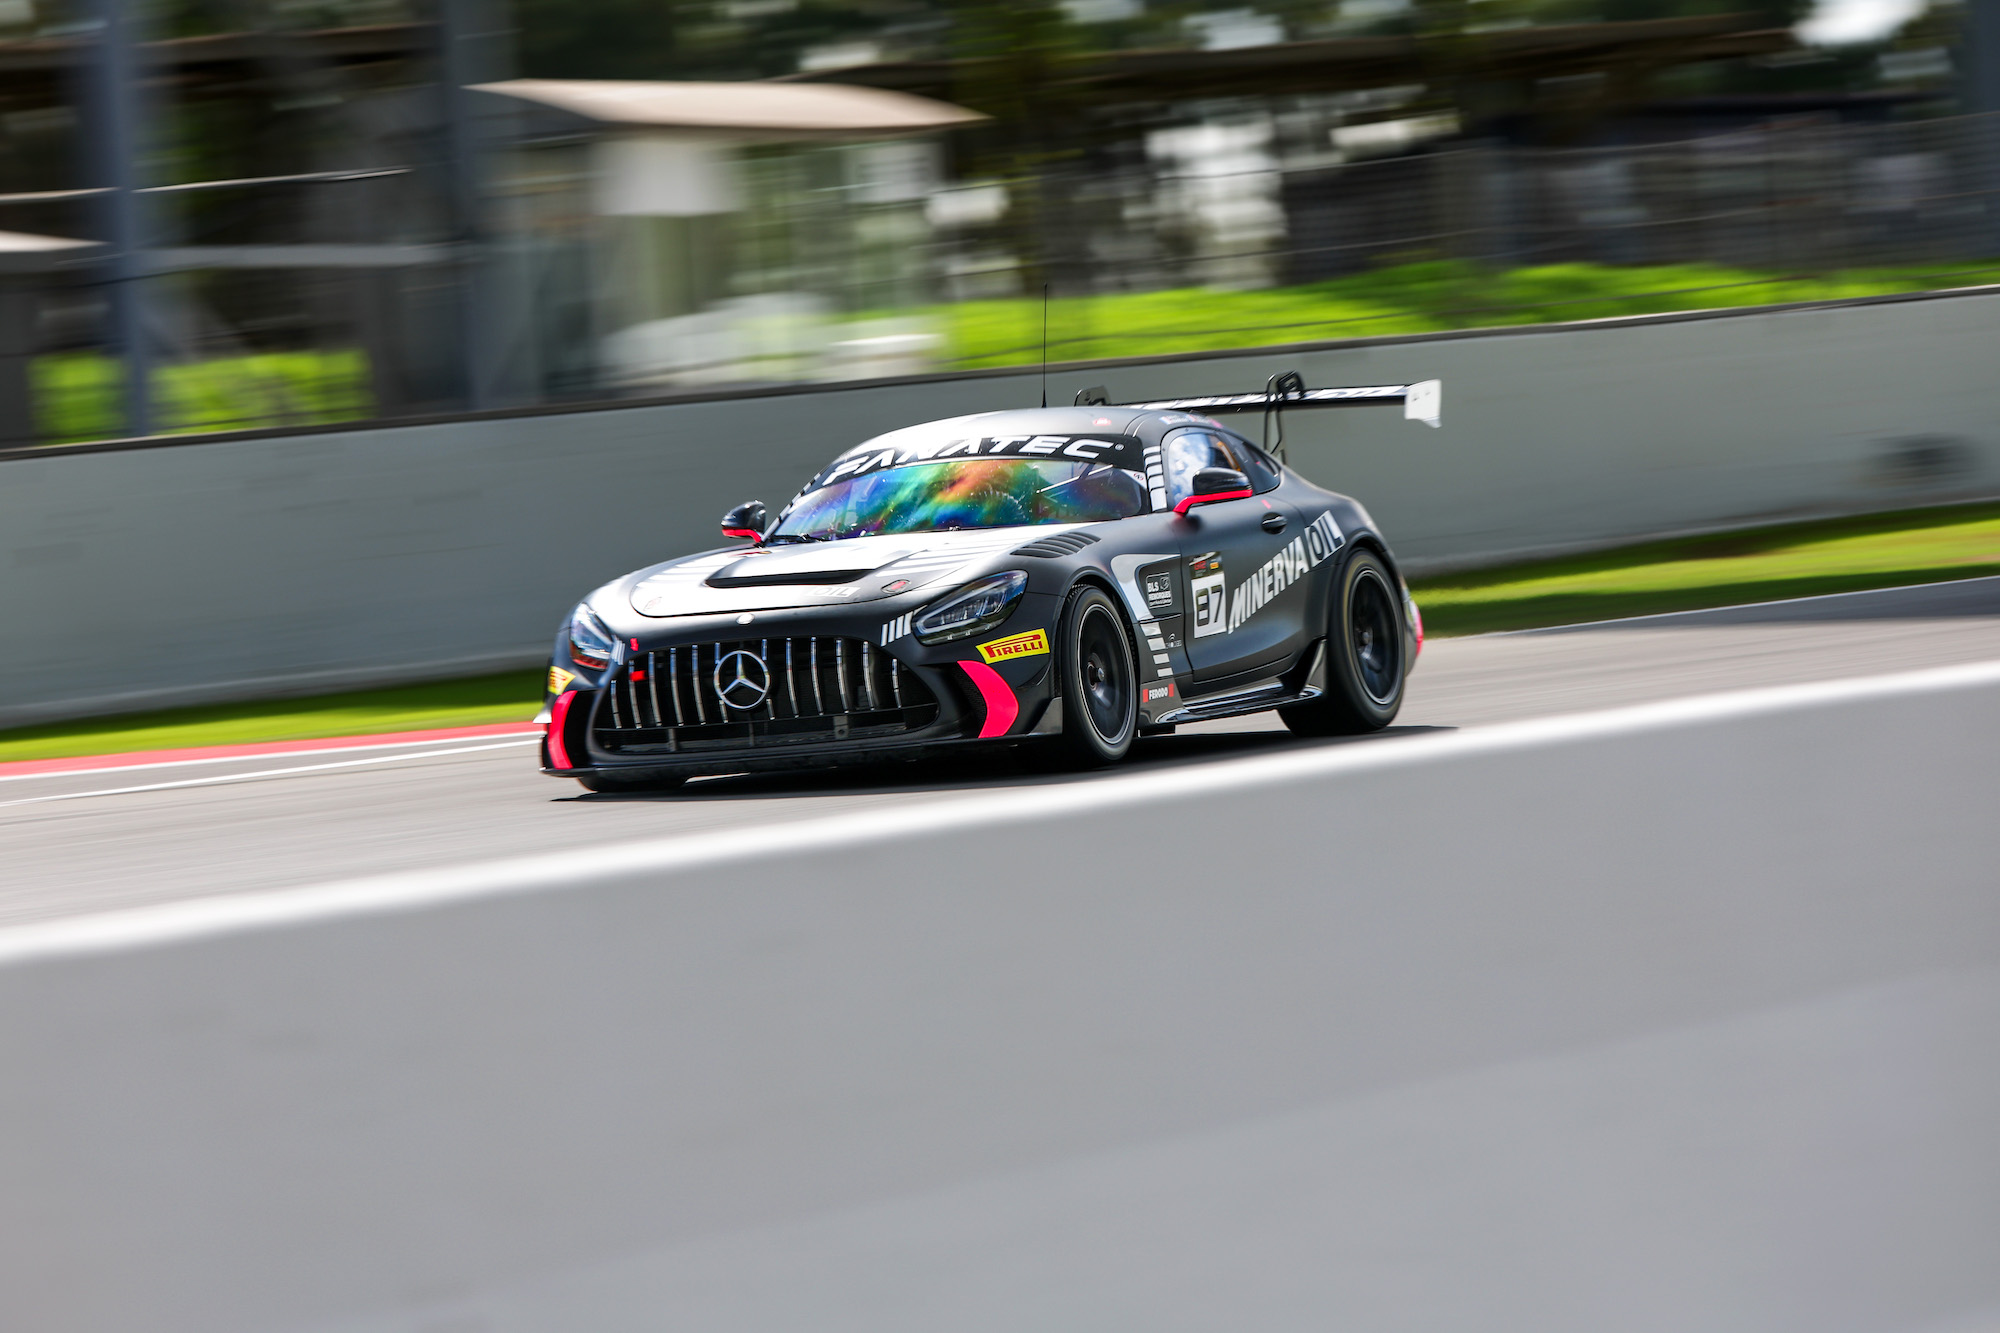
top-left (4, 575), bottom-right (1999, 929)
top-left (7, 577), bottom-right (2000, 1333)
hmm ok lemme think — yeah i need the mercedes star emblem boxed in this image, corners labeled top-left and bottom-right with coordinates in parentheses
top-left (713, 649), bottom-right (770, 710)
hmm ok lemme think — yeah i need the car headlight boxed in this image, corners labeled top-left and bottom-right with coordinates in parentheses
top-left (567, 603), bottom-right (617, 670)
top-left (913, 570), bottom-right (1029, 645)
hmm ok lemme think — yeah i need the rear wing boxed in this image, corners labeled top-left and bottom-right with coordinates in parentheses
top-left (1076, 370), bottom-right (1440, 458)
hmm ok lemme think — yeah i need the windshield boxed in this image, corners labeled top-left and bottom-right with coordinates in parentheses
top-left (771, 458), bottom-right (1149, 542)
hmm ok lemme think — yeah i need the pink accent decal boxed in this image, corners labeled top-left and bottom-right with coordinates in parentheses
top-left (1410, 597), bottom-right (1425, 658)
top-left (1174, 488), bottom-right (1252, 516)
top-left (958, 660), bottom-right (1019, 738)
top-left (722, 528), bottom-right (762, 540)
top-left (547, 691), bottom-right (577, 769)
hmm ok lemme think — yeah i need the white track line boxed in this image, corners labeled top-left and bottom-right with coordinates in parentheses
top-left (0, 730), bottom-right (542, 784)
top-left (1486, 573), bottom-right (2000, 636)
top-left (3, 655), bottom-right (1998, 967)
top-left (0, 738), bottom-right (541, 810)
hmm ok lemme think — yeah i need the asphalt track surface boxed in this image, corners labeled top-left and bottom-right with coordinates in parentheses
top-left (5, 576), bottom-right (1999, 929)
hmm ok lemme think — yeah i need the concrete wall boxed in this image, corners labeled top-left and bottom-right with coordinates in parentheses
top-left (4, 287), bottom-right (1997, 727)
top-left (2, 666), bottom-right (1997, 1333)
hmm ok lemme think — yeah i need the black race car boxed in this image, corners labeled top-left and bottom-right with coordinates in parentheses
top-left (540, 374), bottom-right (1440, 791)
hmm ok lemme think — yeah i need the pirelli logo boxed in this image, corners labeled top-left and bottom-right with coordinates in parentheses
top-left (977, 628), bottom-right (1050, 664)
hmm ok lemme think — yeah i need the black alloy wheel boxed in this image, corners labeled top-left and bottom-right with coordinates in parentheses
top-left (1279, 548), bottom-right (1406, 736)
top-left (1057, 586), bottom-right (1139, 767)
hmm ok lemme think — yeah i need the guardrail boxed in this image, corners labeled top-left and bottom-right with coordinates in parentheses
top-left (3, 667), bottom-right (1997, 1332)
top-left (3, 285), bottom-right (1996, 727)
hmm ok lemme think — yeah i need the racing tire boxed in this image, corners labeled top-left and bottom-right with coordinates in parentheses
top-left (574, 770), bottom-right (688, 794)
top-left (1056, 586), bottom-right (1139, 767)
top-left (1280, 548), bottom-right (1405, 736)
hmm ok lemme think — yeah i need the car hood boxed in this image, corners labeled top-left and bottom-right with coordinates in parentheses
top-left (627, 527), bottom-right (1077, 618)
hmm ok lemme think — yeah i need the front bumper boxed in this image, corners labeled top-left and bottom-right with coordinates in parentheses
top-left (539, 605), bottom-right (1067, 780)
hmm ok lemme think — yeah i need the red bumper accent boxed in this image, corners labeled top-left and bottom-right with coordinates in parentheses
top-left (958, 660), bottom-right (1020, 738)
top-left (545, 691), bottom-right (577, 769)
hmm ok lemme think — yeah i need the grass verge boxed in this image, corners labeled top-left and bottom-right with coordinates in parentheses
top-left (2, 501), bottom-right (1996, 764)
top-left (1410, 500), bottom-right (2000, 637)
top-left (0, 670), bottom-right (544, 765)
top-left (926, 259), bottom-right (2000, 369)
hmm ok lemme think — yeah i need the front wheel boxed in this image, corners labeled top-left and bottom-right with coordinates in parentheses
top-left (1056, 586), bottom-right (1139, 767)
top-left (1280, 548), bottom-right (1406, 736)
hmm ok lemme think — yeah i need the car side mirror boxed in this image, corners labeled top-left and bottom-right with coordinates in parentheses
top-left (1174, 468), bottom-right (1252, 516)
top-left (721, 500), bottom-right (767, 542)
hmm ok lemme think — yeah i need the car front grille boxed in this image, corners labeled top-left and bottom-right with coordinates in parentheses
top-left (593, 636), bottom-right (940, 754)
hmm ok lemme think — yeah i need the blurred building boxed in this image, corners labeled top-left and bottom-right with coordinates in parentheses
top-left (467, 79), bottom-right (981, 399)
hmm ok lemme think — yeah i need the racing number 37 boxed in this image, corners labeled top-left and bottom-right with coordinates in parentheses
top-left (1189, 552), bottom-right (1227, 639)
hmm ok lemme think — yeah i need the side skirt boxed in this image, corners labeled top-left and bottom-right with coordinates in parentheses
top-left (1153, 640), bottom-right (1327, 726)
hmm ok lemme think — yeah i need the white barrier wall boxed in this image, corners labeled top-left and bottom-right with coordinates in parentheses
top-left (3, 287), bottom-right (1997, 726)
top-left (0, 670), bottom-right (1996, 1333)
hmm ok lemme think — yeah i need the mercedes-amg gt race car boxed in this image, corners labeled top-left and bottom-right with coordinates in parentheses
top-left (540, 374), bottom-right (1440, 791)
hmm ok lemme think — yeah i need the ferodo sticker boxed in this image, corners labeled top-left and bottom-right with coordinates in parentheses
top-left (1145, 682), bottom-right (1175, 702)
top-left (1189, 552), bottom-right (1227, 639)
top-left (547, 666), bottom-right (576, 694)
top-left (977, 628), bottom-right (1050, 663)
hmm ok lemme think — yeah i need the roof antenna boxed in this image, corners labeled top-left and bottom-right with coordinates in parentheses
top-left (1039, 282), bottom-right (1049, 409)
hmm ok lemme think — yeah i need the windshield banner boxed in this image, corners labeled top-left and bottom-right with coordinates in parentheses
top-left (807, 434), bottom-right (1143, 492)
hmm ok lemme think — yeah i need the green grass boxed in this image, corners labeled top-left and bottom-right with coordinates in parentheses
top-left (0, 670), bottom-right (544, 765)
top-left (923, 259), bottom-right (2000, 368)
top-left (33, 349), bottom-right (374, 445)
top-left (1410, 500), bottom-right (2000, 638)
top-left (24, 260), bottom-right (2000, 444)
top-left (4, 501), bottom-right (1997, 764)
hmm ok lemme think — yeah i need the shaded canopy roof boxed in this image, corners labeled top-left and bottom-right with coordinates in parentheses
top-left (469, 79), bottom-right (986, 141)
top-left (0, 229), bottom-right (100, 275)
top-left (777, 15), bottom-right (1794, 103)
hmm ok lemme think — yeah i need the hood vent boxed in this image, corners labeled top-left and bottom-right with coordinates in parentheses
top-left (707, 568), bottom-right (873, 588)
top-left (1012, 530), bottom-right (1101, 558)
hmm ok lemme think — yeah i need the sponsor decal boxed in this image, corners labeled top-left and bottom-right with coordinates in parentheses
top-left (976, 628), bottom-right (1051, 664)
top-left (1224, 512), bottom-right (1344, 634)
top-left (1304, 509), bottom-right (1345, 563)
top-left (879, 610), bottom-right (915, 646)
top-left (812, 434), bottom-right (1136, 490)
top-left (1143, 571), bottom-right (1174, 611)
top-left (1145, 682), bottom-right (1175, 702)
top-left (547, 666), bottom-right (576, 694)
top-left (1188, 552), bottom-right (1227, 640)
top-left (810, 585), bottom-right (861, 598)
